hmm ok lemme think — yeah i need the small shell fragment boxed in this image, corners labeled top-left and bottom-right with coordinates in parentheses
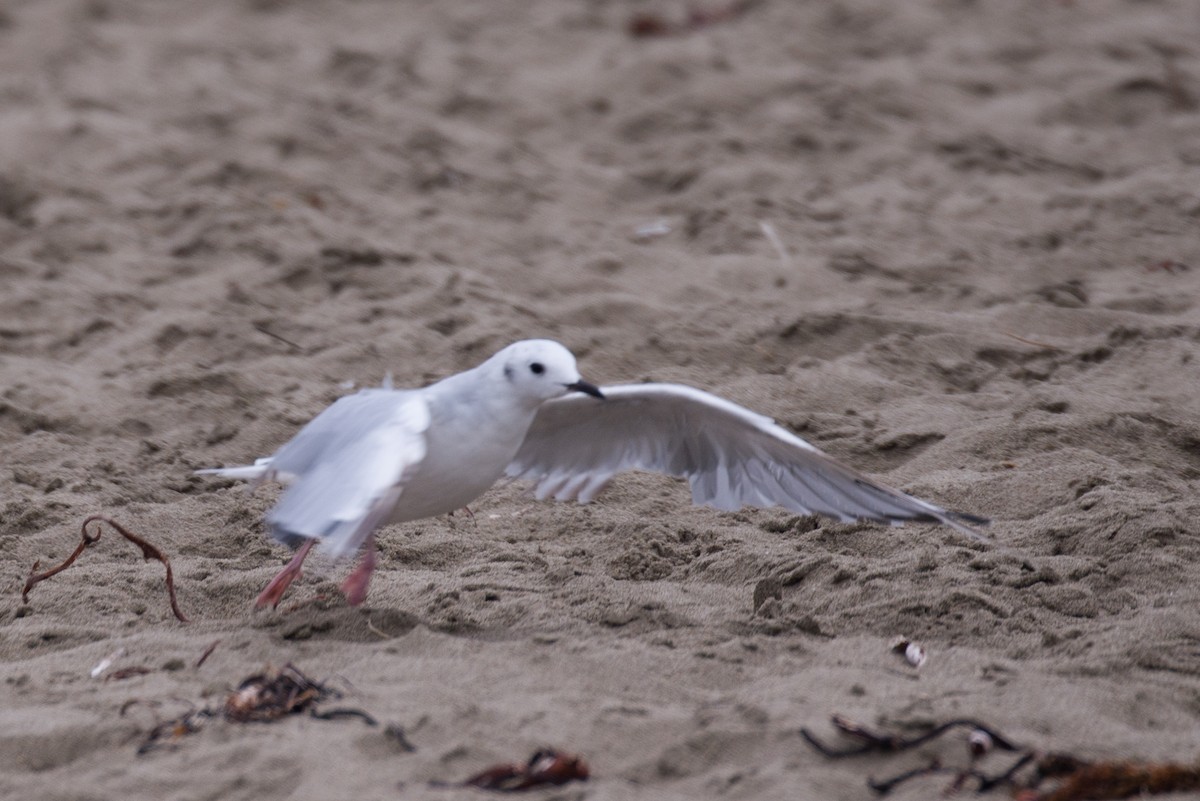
top-left (968, 728), bottom-right (994, 757)
top-left (632, 219), bottom-right (672, 241)
top-left (904, 642), bottom-right (927, 668)
top-left (889, 637), bottom-right (927, 669)
top-left (90, 647), bottom-right (127, 679)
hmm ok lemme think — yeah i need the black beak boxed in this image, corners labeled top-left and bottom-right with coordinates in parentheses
top-left (566, 380), bottom-right (605, 399)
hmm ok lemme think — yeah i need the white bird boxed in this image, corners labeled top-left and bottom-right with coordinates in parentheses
top-left (199, 339), bottom-right (988, 607)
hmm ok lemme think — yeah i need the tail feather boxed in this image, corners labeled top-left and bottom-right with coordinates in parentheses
top-left (195, 456), bottom-right (274, 482)
top-left (938, 509), bottom-right (991, 542)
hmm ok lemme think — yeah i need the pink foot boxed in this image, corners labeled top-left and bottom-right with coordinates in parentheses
top-left (255, 539), bottom-right (316, 609)
top-left (340, 534), bottom-right (377, 606)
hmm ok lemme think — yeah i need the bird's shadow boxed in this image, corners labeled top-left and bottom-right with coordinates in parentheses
top-left (253, 602), bottom-right (421, 643)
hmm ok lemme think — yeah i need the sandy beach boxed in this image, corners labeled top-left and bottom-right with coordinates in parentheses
top-left (2, 1), bottom-right (1200, 799)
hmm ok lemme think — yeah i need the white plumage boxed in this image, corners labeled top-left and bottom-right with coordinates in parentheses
top-left (200, 339), bottom-right (987, 606)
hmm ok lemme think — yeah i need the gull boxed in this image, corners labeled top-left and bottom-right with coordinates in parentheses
top-left (199, 339), bottom-right (988, 607)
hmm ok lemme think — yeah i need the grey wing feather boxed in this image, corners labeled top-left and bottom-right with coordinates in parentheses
top-left (265, 389), bottom-right (431, 559)
top-left (507, 384), bottom-right (988, 538)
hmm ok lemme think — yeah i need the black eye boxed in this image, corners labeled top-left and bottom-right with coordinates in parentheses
top-left (529, 362), bottom-right (545, 375)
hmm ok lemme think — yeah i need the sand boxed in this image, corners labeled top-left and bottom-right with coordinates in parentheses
top-left (2, 0), bottom-right (1200, 798)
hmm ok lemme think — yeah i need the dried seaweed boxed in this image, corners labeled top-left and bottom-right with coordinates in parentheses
top-left (627, 0), bottom-right (759, 38)
top-left (223, 663), bottom-right (333, 722)
top-left (135, 709), bottom-right (212, 755)
top-left (130, 663), bottom-right (381, 755)
top-left (1024, 757), bottom-right (1200, 801)
top-left (803, 714), bottom-right (1200, 799)
top-left (22, 515), bottom-right (189, 623)
top-left (458, 749), bottom-right (590, 792)
top-left (121, 700), bottom-right (212, 755)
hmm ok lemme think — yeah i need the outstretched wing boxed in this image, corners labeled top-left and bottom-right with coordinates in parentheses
top-left (204, 389), bottom-right (431, 559)
top-left (506, 383), bottom-right (988, 538)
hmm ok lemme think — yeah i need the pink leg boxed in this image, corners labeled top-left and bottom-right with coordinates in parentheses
top-left (340, 533), bottom-right (377, 607)
top-left (255, 539), bottom-right (316, 609)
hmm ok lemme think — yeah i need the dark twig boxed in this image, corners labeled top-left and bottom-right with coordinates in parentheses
top-left (309, 707), bottom-right (378, 725)
top-left (253, 323), bottom-right (303, 351)
top-left (195, 640), bottom-right (220, 669)
top-left (23, 515), bottom-right (189, 622)
top-left (867, 760), bottom-right (945, 794)
top-left (106, 666), bottom-right (153, 681)
top-left (628, 0), bottom-right (760, 38)
top-left (384, 723), bottom-right (418, 752)
top-left (1000, 330), bottom-right (1062, 351)
top-left (977, 752), bottom-right (1036, 792)
top-left (800, 716), bottom-right (1020, 758)
top-left (1145, 259), bottom-right (1190, 274)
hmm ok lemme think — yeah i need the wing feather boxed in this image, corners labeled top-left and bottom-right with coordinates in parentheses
top-left (507, 383), bottom-right (988, 538)
top-left (262, 389), bottom-right (431, 559)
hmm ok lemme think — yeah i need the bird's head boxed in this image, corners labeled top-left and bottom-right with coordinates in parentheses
top-left (492, 339), bottom-right (604, 405)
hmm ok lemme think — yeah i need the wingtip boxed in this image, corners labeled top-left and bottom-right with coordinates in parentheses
top-left (943, 510), bottom-right (991, 542)
top-left (954, 511), bottom-right (992, 527)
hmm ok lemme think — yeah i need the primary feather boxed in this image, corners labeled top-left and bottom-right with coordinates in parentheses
top-left (507, 383), bottom-right (988, 538)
